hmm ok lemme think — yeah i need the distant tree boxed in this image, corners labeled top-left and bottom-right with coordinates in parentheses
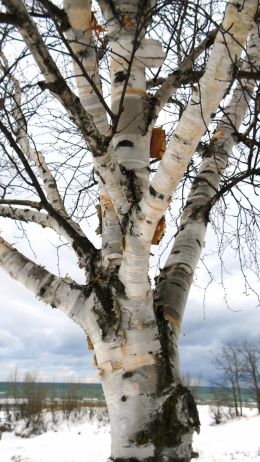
top-left (0, 1), bottom-right (259, 460)
top-left (239, 338), bottom-right (260, 413)
top-left (213, 343), bottom-right (244, 417)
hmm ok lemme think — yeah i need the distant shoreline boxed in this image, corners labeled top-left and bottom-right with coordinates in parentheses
top-left (0, 382), bottom-right (257, 406)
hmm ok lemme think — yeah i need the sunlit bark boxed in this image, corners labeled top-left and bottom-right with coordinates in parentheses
top-left (0, 1), bottom-right (259, 461)
top-left (155, 24), bottom-right (260, 380)
top-left (3, 0), bottom-right (104, 152)
top-left (121, 0), bottom-right (258, 300)
top-left (64, 0), bottom-right (109, 135)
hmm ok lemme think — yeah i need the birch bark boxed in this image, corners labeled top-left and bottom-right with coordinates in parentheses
top-left (155, 25), bottom-right (260, 380)
top-left (119, 0), bottom-right (258, 300)
top-left (63, 0), bottom-right (124, 268)
top-left (0, 1), bottom-right (259, 461)
top-left (64, 0), bottom-right (109, 135)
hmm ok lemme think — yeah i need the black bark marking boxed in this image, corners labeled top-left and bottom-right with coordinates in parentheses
top-left (38, 274), bottom-right (55, 297)
top-left (149, 185), bottom-right (157, 197)
top-left (114, 71), bottom-right (127, 84)
top-left (122, 371), bottom-right (134, 379)
top-left (170, 282), bottom-right (185, 290)
top-left (116, 140), bottom-right (134, 149)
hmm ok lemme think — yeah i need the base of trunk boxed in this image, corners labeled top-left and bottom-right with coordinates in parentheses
top-left (107, 383), bottom-right (200, 462)
top-left (109, 453), bottom-right (199, 462)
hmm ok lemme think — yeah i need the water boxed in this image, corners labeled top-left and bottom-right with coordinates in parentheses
top-left (192, 386), bottom-right (255, 405)
top-left (0, 383), bottom-right (255, 405)
top-left (0, 382), bottom-right (104, 402)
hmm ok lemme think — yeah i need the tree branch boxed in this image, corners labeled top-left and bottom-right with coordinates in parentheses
top-left (151, 29), bottom-right (217, 116)
top-left (63, 0), bottom-right (110, 134)
top-left (0, 53), bottom-right (68, 213)
top-left (0, 199), bottom-right (42, 209)
top-left (0, 120), bottom-right (100, 271)
top-left (0, 205), bottom-right (91, 246)
top-left (0, 235), bottom-right (96, 331)
top-left (141, 0), bottom-right (257, 227)
top-left (154, 24), bottom-right (260, 377)
top-left (210, 168), bottom-right (260, 205)
top-left (0, 12), bottom-right (20, 25)
top-left (36, 0), bottom-right (68, 26)
top-left (237, 70), bottom-right (260, 80)
top-left (2, 0), bottom-right (106, 156)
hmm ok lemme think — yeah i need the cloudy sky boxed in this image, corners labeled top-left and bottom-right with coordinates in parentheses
top-left (0, 218), bottom-right (259, 385)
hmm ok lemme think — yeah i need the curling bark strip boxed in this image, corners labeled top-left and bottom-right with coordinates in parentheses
top-left (144, 0), bottom-right (257, 213)
top-left (155, 25), bottom-right (260, 378)
top-left (120, 0), bottom-right (258, 300)
top-left (64, 0), bottom-right (109, 135)
top-left (3, 0), bottom-right (104, 153)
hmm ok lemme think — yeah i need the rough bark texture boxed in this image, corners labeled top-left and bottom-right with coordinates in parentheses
top-left (0, 1), bottom-right (259, 461)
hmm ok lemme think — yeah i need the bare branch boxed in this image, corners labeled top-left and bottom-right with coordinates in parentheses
top-left (2, 0), bottom-right (106, 155)
top-left (0, 120), bottom-right (100, 270)
top-left (154, 25), bottom-right (260, 379)
top-left (0, 205), bottom-right (88, 245)
top-left (0, 12), bottom-right (20, 25)
top-left (238, 70), bottom-right (260, 80)
top-left (0, 234), bottom-right (94, 330)
top-left (0, 199), bottom-right (42, 209)
top-left (151, 29), bottom-right (217, 115)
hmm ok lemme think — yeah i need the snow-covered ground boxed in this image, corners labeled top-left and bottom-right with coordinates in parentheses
top-left (193, 406), bottom-right (260, 461)
top-left (0, 406), bottom-right (259, 462)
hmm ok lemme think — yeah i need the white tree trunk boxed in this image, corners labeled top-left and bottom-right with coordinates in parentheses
top-left (120, 0), bottom-right (258, 300)
top-left (0, 1), bottom-right (259, 461)
top-left (155, 24), bottom-right (260, 379)
top-left (87, 295), bottom-right (199, 461)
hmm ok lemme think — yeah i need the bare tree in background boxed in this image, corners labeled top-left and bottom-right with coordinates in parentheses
top-left (0, 1), bottom-right (259, 460)
top-left (213, 338), bottom-right (260, 416)
top-left (240, 337), bottom-right (260, 413)
top-left (213, 343), bottom-right (244, 417)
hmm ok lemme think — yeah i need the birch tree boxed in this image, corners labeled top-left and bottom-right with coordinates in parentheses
top-left (0, 0), bottom-right (260, 460)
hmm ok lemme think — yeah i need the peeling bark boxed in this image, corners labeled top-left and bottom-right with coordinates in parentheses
top-left (120, 0), bottom-right (258, 300)
top-left (3, 0), bottom-right (105, 154)
top-left (0, 2), bottom-right (259, 461)
top-left (64, 0), bottom-right (109, 135)
top-left (155, 24), bottom-right (260, 378)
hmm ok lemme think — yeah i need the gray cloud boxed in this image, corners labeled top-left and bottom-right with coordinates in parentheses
top-left (0, 269), bottom-right (96, 382)
top-left (179, 291), bottom-right (260, 384)
top-left (0, 237), bottom-right (259, 385)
